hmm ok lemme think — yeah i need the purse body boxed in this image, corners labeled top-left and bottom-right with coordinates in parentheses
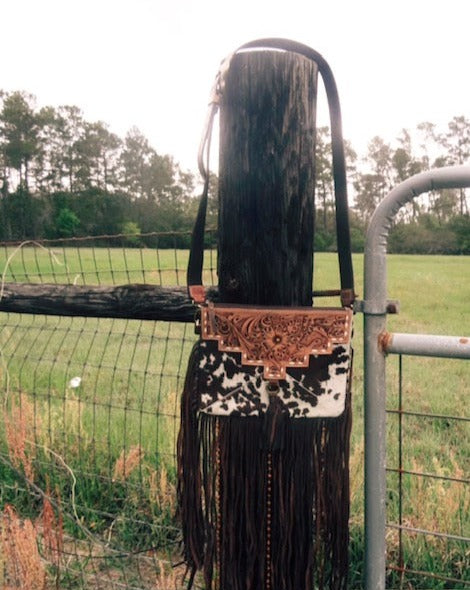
top-left (196, 303), bottom-right (353, 418)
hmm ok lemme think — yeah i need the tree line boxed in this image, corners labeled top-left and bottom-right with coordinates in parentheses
top-left (0, 90), bottom-right (469, 253)
top-left (316, 122), bottom-right (470, 254)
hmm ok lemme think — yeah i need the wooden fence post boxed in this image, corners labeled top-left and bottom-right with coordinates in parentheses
top-left (218, 50), bottom-right (317, 306)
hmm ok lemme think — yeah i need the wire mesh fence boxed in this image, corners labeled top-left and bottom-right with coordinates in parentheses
top-left (0, 232), bottom-right (217, 286)
top-left (0, 233), bottom-right (215, 589)
top-left (385, 355), bottom-right (469, 588)
top-left (0, 233), bottom-right (468, 589)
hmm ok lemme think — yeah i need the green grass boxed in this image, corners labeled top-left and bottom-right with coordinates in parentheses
top-left (0, 243), bottom-right (217, 286)
top-left (0, 247), bottom-right (469, 588)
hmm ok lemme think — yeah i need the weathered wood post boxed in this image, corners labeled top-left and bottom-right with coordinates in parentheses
top-left (179, 41), bottom-right (352, 590)
top-left (217, 48), bottom-right (350, 589)
top-left (218, 50), bottom-right (317, 307)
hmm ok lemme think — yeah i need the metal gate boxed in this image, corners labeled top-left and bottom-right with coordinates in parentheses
top-left (362, 166), bottom-right (470, 589)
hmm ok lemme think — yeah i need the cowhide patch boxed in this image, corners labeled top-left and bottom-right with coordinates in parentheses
top-left (196, 340), bottom-right (351, 418)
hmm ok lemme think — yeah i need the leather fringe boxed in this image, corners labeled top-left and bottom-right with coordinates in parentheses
top-left (177, 344), bottom-right (352, 590)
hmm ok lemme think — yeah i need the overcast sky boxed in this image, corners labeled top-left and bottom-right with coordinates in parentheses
top-left (1, 0), bottom-right (469, 171)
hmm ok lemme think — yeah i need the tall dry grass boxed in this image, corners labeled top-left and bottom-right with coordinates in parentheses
top-left (0, 505), bottom-right (46, 590)
top-left (112, 445), bottom-right (144, 482)
top-left (3, 394), bottom-right (38, 482)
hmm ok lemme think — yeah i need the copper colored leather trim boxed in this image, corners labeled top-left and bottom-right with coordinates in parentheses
top-left (201, 304), bottom-right (353, 380)
top-left (189, 285), bottom-right (206, 304)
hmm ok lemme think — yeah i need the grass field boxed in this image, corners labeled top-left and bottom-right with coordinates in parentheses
top-left (0, 246), bottom-right (468, 588)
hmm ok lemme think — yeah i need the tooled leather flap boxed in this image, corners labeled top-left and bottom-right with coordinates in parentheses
top-left (200, 304), bottom-right (353, 381)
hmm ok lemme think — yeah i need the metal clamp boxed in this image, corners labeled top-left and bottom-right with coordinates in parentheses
top-left (354, 299), bottom-right (400, 315)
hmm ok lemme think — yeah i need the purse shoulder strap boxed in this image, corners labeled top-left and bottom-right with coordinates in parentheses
top-left (187, 38), bottom-right (355, 307)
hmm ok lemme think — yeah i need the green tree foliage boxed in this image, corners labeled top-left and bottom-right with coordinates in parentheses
top-left (0, 91), bottom-right (40, 190)
top-left (51, 105), bottom-right (87, 192)
top-left (353, 136), bottom-right (393, 223)
top-left (0, 88), bottom-right (469, 253)
top-left (74, 121), bottom-right (121, 192)
top-left (0, 92), bottom-right (198, 243)
top-left (349, 122), bottom-right (470, 253)
top-left (449, 215), bottom-right (470, 253)
top-left (437, 116), bottom-right (470, 215)
top-left (54, 207), bottom-right (80, 237)
top-left (354, 173), bottom-right (383, 223)
top-left (121, 221), bottom-right (142, 246)
top-left (315, 126), bottom-right (333, 230)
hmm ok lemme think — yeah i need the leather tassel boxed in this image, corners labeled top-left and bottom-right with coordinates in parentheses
top-left (261, 390), bottom-right (287, 451)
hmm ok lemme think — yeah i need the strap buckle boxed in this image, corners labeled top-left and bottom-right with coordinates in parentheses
top-left (189, 285), bottom-right (206, 305)
top-left (340, 288), bottom-right (356, 308)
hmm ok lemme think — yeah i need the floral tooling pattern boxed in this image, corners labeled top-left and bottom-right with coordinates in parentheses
top-left (201, 304), bottom-right (352, 380)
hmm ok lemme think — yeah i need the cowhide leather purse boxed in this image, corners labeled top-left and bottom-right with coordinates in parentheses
top-left (194, 303), bottom-right (353, 419)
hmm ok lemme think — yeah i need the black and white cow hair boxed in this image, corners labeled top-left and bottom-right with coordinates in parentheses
top-left (196, 340), bottom-right (352, 418)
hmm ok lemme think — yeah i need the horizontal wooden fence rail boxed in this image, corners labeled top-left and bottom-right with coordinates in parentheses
top-left (0, 283), bottom-right (216, 321)
top-left (0, 283), bottom-right (344, 320)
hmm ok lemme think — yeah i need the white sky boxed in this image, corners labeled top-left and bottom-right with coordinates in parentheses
top-left (1, 0), bottom-right (470, 171)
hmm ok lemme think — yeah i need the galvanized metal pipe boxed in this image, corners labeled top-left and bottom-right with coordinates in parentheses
top-left (363, 166), bottom-right (470, 590)
top-left (363, 308), bottom-right (388, 590)
top-left (384, 332), bottom-right (470, 359)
